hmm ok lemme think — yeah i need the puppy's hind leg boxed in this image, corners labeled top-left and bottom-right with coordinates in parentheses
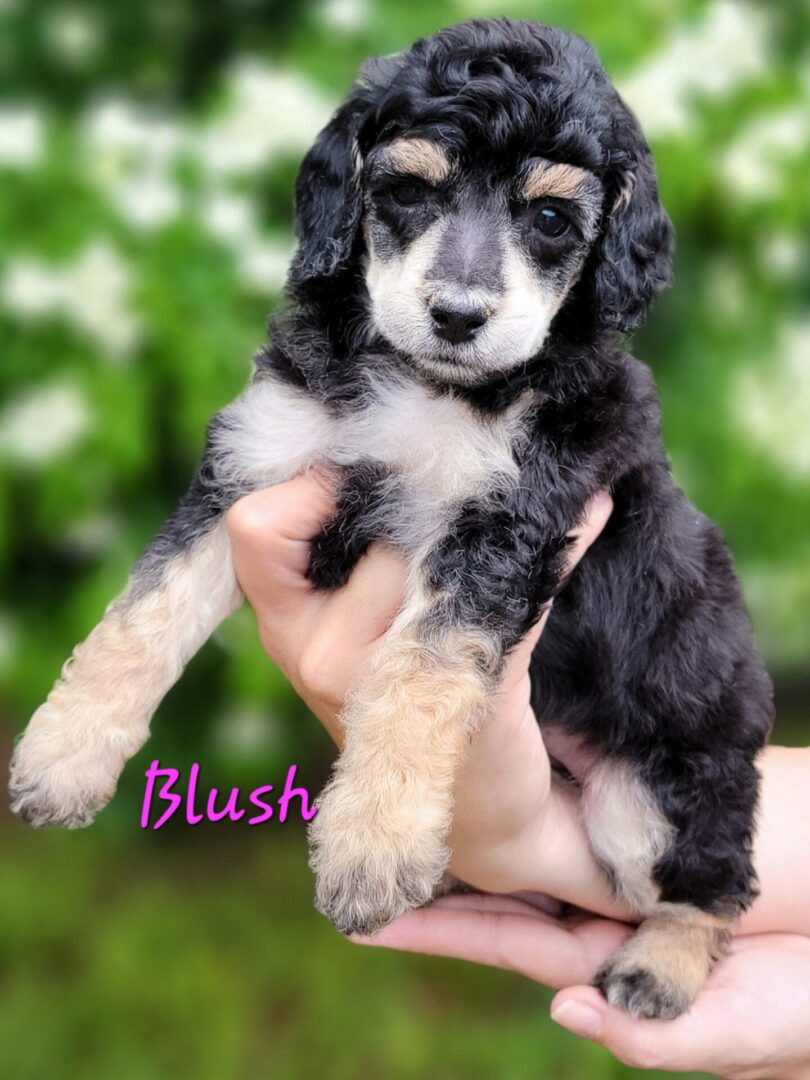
top-left (593, 902), bottom-right (733, 1020)
top-left (582, 755), bottom-right (753, 1018)
top-left (9, 496), bottom-right (241, 828)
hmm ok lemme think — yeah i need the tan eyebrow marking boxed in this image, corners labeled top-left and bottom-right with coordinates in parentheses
top-left (522, 158), bottom-right (594, 201)
top-left (384, 137), bottom-right (453, 184)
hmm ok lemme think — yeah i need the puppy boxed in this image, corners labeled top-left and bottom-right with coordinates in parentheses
top-left (9, 19), bottom-right (773, 1019)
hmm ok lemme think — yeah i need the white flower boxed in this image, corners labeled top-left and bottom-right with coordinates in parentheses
top-left (237, 237), bottom-right (295, 292)
top-left (62, 512), bottom-right (121, 555)
top-left (721, 105), bottom-right (810, 200)
top-left (734, 319), bottom-right (810, 478)
top-left (2, 259), bottom-right (62, 317)
top-left (618, 1), bottom-right (771, 137)
top-left (44, 6), bottom-right (101, 65)
top-left (84, 98), bottom-right (182, 161)
top-left (758, 232), bottom-right (804, 279)
top-left (200, 189), bottom-right (258, 245)
top-left (2, 241), bottom-right (141, 358)
top-left (55, 243), bottom-right (141, 355)
top-left (80, 71), bottom-right (334, 231)
top-left (196, 61), bottom-right (335, 176)
top-left (82, 99), bottom-right (184, 230)
top-left (0, 381), bottom-right (92, 465)
top-left (199, 184), bottom-right (295, 291)
top-left (319, 0), bottom-right (370, 33)
top-left (200, 186), bottom-right (294, 290)
top-left (213, 707), bottom-right (279, 756)
top-left (0, 105), bottom-right (45, 168)
top-left (107, 166), bottom-right (182, 229)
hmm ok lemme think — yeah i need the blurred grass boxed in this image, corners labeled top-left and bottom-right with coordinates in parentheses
top-left (1, 0), bottom-right (808, 1076)
top-left (0, 822), bottom-right (713, 1080)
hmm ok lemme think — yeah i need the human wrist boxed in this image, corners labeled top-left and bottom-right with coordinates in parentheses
top-left (451, 774), bottom-right (631, 918)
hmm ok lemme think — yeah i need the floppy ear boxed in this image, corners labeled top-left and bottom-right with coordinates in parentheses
top-left (593, 149), bottom-right (674, 333)
top-left (289, 54), bottom-right (407, 284)
top-left (290, 102), bottom-right (364, 283)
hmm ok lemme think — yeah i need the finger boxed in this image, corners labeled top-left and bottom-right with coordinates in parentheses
top-left (227, 472), bottom-right (338, 608)
top-left (499, 619), bottom-right (546, 692)
top-left (228, 473), bottom-right (343, 683)
top-left (352, 906), bottom-right (600, 988)
top-left (428, 892), bottom-right (560, 919)
top-left (314, 541), bottom-right (408, 652)
top-left (510, 891), bottom-right (567, 917)
top-left (549, 986), bottom-right (726, 1073)
top-left (566, 489), bottom-right (613, 567)
top-left (289, 543), bottom-right (409, 738)
top-left (499, 489), bottom-right (613, 691)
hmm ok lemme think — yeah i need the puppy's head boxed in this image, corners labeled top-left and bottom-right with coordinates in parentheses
top-left (290, 19), bottom-right (673, 385)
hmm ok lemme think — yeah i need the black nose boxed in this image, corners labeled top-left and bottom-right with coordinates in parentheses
top-left (430, 302), bottom-right (489, 344)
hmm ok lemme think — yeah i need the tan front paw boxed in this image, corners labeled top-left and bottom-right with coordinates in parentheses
top-left (309, 781), bottom-right (450, 936)
top-left (9, 706), bottom-right (124, 828)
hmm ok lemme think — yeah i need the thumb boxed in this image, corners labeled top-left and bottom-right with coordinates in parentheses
top-left (500, 488), bottom-right (614, 687)
top-left (227, 470), bottom-right (337, 608)
top-left (549, 986), bottom-right (712, 1073)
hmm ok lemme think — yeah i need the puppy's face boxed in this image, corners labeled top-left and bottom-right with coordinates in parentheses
top-left (362, 136), bottom-right (603, 384)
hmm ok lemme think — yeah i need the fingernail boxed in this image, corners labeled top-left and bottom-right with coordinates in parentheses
top-left (348, 928), bottom-right (391, 946)
top-left (551, 1000), bottom-right (603, 1038)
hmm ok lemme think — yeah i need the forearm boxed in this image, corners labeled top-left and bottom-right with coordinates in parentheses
top-left (739, 745), bottom-right (810, 935)
top-left (458, 745), bottom-right (810, 935)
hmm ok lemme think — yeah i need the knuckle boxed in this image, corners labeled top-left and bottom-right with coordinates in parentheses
top-left (298, 637), bottom-right (332, 697)
top-left (226, 491), bottom-right (280, 545)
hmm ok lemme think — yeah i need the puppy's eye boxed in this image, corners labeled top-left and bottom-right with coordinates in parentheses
top-left (534, 206), bottom-right (570, 238)
top-left (390, 180), bottom-right (429, 207)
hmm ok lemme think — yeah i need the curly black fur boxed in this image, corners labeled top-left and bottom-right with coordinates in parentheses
top-left (270, 18), bottom-right (771, 916)
top-left (11, 20), bottom-right (775, 993)
top-left (141, 18), bottom-right (772, 917)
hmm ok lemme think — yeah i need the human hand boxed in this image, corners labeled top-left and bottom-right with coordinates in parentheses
top-left (354, 892), bottom-right (810, 1080)
top-left (226, 473), bottom-right (810, 1080)
top-left (226, 472), bottom-right (618, 904)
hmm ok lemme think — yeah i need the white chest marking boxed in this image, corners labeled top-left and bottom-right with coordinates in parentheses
top-left (333, 377), bottom-right (527, 501)
top-left (215, 373), bottom-right (532, 512)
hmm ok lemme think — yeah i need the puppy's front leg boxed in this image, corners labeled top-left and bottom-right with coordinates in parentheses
top-left (9, 504), bottom-right (240, 828)
top-left (9, 373), bottom-right (340, 826)
top-left (309, 583), bottom-right (501, 936)
top-left (309, 475), bottom-right (578, 935)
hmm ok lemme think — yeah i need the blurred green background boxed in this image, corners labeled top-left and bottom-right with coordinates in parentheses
top-left (1, 0), bottom-right (808, 1076)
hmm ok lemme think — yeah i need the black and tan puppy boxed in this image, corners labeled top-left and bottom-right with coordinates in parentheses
top-left (9, 19), bottom-right (773, 1019)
